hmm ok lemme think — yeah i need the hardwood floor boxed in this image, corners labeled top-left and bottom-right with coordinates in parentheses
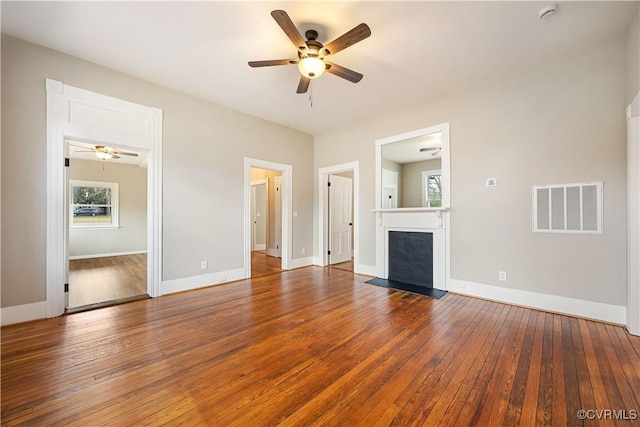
top-left (251, 251), bottom-right (283, 278)
top-left (330, 259), bottom-right (354, 272)
top-left (68, 254), bottom-right (147, 309)
top-left (2, 267), bottom-right (639, 426)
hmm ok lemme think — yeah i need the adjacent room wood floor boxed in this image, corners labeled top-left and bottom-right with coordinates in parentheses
top-left (2, 267), bottom-right (639, 426)
top-left (251, 250), bottom-right (283, 278)
top-left (68, 253), bottom-right (147, 309)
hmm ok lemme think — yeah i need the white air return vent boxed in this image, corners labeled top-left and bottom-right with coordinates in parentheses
top-left (532, 182), bottom-right (603, 234)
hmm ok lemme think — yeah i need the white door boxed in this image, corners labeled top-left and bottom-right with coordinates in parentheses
top-left (273, 175), bottom-right (282, 258)
top-left (382, 169), bottom-right (398, 208)
top-left (329, 175), bottom-right (353, 264)
top-left (251, 180), bottom-right (267, 251)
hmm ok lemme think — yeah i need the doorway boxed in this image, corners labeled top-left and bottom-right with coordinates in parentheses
top-left (318, 161), bottom-right (360, 274)
top-left (244, 158), bottom-right (292, 278)
top-left (66, 140), bottom-right (149, 311)
top-left (46, 79), bottom-right (162, 318)
top-left (250, 168), bottom-right (283, 278)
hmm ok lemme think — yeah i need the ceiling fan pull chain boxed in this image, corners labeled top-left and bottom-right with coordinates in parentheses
top-left (309, 83), bottom-right (313, 108)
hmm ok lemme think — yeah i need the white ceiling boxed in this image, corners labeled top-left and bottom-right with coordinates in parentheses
top-left (2, 1), bottom-right (637, 136)
top-left (383, 133), bottom-right (442, 164)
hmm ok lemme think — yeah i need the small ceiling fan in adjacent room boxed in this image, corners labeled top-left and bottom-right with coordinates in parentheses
top-left (249, 10), bottom-right (371, 94)
top-left (70, 143), bottom-right (139, 160)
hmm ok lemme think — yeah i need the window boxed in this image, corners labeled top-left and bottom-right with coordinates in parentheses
top-left (532, 181), bottom-right (602, 234)
top-left (422, 170), bottom-right (442, 207)
top-left (70, 180), bottom-right (119, 229)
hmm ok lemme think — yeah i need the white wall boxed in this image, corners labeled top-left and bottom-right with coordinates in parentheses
top-left (1, 35), bottom-right (314, 308)
top-left (68, 159), bottom-right (147, 258)
top-left (314, 35), bottom-right (628, 308)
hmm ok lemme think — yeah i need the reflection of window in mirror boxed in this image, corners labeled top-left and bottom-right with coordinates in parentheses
top-left (422, 170), bottom-right (442, 207)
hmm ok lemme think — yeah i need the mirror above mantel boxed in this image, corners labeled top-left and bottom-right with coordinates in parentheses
top-left (375, 122), bottom-right (450, 210)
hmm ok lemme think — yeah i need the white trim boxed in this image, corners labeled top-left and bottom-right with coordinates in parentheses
top-left (253, 244), bottom-right (267, 251)
top-left (1, 301), bottom-right (48, 326)
top-left (289, 257), bottom-right (314, 269)
top-left (244, 158), bottom-right (292, 277)
top-left (46, 79), bottom-right (163, 317)
top-left (317, 161), bottom-right (360, 272)
top-left (357, 264), bottom-right (378, 277)
top-left (266, 248), bottom-right (280, 257)
top-left (162, 268), bottom-right (245, 295)
top-left (628, 91), bottom-right (640, 335)
top-left (449, 278), bottom-right (626, 325)
top-left (69, 250), bottom-right (147, 260)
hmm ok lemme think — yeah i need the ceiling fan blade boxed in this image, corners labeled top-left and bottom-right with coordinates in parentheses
top-left (321, 23), bottom-right (371, 56)
top-left (73, 150), bottom-right (97, 153)
top-left (325, 62), bottom-right (363, 83)
top-left (271, 10), bottom-right (307, 51)
top-left (296, 76), bottom-right (311, 94)
top-left (111, 155), bottom-right (121, 159)
top-left (113, 151), bottom-right (139, 157)
top-left (248, 59), bottom-right (298, 68)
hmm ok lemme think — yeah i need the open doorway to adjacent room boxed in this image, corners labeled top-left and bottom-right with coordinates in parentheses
top-left (318, 161), bottom-right (359, 274)
top-left (250, 167), bottom-right (284, 278)
top-left (66, 140), bottom-right (149, 312)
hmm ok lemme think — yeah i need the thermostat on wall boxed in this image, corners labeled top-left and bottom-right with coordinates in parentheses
top-left (487, 178), bottom-right (497, 187)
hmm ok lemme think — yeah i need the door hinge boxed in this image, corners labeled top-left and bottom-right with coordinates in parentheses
top-left (64, 283), bottom-right (69, 292)
top-left (64, 158), bottom-right (70, 167)
top-left (327, 182), bottom-right (331, 187)
top-left (327, 250), bottom-right (331, 255)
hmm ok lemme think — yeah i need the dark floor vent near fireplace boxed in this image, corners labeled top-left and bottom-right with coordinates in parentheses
top-left (388, 231), bottom-right (433, 287)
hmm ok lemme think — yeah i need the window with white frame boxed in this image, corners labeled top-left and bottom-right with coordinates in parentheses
top-left (70, 180), bottom-right (119, 229)
top-left (422, 170), bottom-right (442, 207)
top-left (532, 181), bottom-right (602, 234)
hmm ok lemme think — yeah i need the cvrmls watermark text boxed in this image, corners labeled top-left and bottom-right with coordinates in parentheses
top-left (577, 409), bottom-right (638, 420)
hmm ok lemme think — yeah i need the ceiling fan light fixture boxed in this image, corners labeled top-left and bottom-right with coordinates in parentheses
top-left (298, 56), bottom-right (326, 79)
top-left (95, 151), bottom-right (112, 160)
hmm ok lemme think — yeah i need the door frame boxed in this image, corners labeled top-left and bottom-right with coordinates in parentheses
top-left (317, 161), bottom-right (360, 271)
top-left (46, 79), bottom-right (163, 318)
top-left (244, 158), bottom-right (292, 277)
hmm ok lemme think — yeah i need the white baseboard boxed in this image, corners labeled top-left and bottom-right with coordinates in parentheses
top-left (289, 256), bottom-right (313, 269)
top-left (1, 301), bottom-right (47, 326)
top-left (162, 267), bottom-right (246, 295)
top-left (356, 264), bottom-right (378, 277)
top-left (253, 244), bottom-right (266, 251)
top-left (266, 248), bottom-right (280, 257)
top-left (449, 278), bottom-right (626, 325)
top-left (69, 250), bottom-right (147, 260)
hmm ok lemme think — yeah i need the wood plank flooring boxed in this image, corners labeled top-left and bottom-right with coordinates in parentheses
top-left (251, 251), bottom-right (283, 278)
top-left (2, 266), bottom-right (639, 426)
top-left (68, 254), bottom-right (147, 308)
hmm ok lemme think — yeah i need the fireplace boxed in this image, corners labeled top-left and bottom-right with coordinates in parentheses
top-left (388, 231), bottom-right (433, 288)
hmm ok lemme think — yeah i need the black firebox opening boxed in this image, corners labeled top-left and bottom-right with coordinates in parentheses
top-left (388, 231), bottom-right (433, 288)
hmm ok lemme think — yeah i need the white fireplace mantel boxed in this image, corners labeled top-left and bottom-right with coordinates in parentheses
top-left (374, 209), bottom-right (450, 291)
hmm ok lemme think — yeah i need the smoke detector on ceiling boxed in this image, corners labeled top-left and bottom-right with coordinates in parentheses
top-left (538, 4), bottom-right (558, 20)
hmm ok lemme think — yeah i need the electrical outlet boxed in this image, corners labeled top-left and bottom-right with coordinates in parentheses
top-left (301, 247), bottom-right (306, 255)
top-left (201, 260), bottom-right (208, 270)
top-left (499, 270), bottom-right (507, 281)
